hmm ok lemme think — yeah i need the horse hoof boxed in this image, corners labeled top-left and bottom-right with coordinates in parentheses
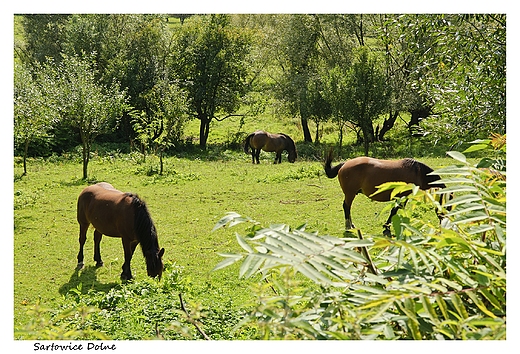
top-left (383, 228), bottom-right (392, 237)
top-left (120, 274), bottom-right (133, 282)
top-left (96, 261), bottom-right (104, 268)
top-left (76, 262), bottom-right (84, 270)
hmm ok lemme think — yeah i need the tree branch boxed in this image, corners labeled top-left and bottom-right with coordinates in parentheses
top-left (178, 293), bottom-right (211, 340)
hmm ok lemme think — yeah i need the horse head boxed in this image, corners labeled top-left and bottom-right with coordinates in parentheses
top-left (283, 134), bottom-right (297, 163)
top-left (288, 149), bottom-right (297, 163)
top-left (146, 247), bottom-right (165, 279)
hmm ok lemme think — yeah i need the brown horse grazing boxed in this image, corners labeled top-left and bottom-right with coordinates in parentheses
top-left (244, 130), bottom-right (297, 164)
top-left (324, 150), bottom-right (446, 233)
top-left (76, 182), bottom-right (165, 280)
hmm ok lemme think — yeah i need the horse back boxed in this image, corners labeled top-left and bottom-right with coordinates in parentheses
top-left (250, 130), bottom-right (274, 151)
top-left (77, 183), bottom-right (135, 238)
top-left (338, 157), bottom-right (433, 201)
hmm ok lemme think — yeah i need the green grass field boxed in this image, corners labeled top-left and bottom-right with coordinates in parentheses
top-left (13, 115), bottom-right (462, 338)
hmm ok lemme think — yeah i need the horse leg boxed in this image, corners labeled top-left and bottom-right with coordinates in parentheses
top-left (121, 239), bottom-right (138, 281)
top-left (77, 223), bottom-right (88, 269)
top-left (255, 149), bottom-right (261, 164)
top-left (274, 152), bottom-right (281, 164)
top-left (251, 149), bottom-right (256, 164)
top-left (343, 198), bottom-right (355, 230)
top-left (93, 230), bottom-right (104, 267)
top-left (383, 200), bottom-right (408, 236)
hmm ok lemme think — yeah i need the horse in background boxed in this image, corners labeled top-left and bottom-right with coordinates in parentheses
top-left (76, 182), bottom-right (165, 280)
top-left (244, 130), bottom-right (297, 164)
top-left (324, 150), bottom-right (446, 234)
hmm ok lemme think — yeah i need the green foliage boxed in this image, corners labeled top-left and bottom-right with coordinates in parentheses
top-left (389, 14), bottom-right (506, 140)
top-left (16, 264), bottom-right (248, 340)
top-left (172, 14), bottom-right (253, 148)
top-left (41, 54), bottom-right (130, 179)
top-left (15, 14), bottom-right (504, 153)
top-left (14, 62), bottom-right (58, 174)
top-left (323, 47), bottom-right (390, 153)
top-left (213, 141), bottom-right (506, 339)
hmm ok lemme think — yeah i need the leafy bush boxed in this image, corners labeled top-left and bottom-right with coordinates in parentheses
top-left (213, 136), bottom-right (506, 339)
top-left (16, 263), bottom-right (248, 340)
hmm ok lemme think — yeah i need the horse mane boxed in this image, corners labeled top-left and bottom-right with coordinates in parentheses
top-left (124, 193), bottom-right (160, 258)
top-left (280, 133), bottom-right (297, 156)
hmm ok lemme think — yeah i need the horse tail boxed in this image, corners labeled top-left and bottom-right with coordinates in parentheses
top-left (244, 133), bottom-right (254, 154)
top-left (324, 149), bottom-right (344, 178)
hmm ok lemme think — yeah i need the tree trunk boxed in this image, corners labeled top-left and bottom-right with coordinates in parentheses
top-left (23, 138), bottom-right (29, 176)
top-left (159, 149), bottom-right (164, 175)
top-left (300, 116), bottom-right (312, 143)
top-left (408, 106), bottom-right (431, 129)
top-left (199, 116), bottom-right (211, 150)
top-left (362, 127), bottom-right (370, 156)
top-left (80, 130), bottom-right (90, 180)
top-left (378, 111), bottom-right (399, 141)
top-left (82, 142), bottom-right (89, 180)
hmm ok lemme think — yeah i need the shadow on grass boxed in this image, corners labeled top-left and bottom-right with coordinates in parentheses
top-left (59, 177), bottom-right (100, 187)
top-left (59, 265), bottom-right (119, 296)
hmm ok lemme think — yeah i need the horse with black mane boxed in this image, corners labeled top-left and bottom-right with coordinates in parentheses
top-left (76, 182), bottom-right (165, 280)
top-left (324, 150), bottom-right (446, 234)
top-left (244, 130), bottom-right (297, 164)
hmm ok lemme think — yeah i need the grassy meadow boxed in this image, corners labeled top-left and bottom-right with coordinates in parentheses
top-left (13, 114), bottom-right (461, 338)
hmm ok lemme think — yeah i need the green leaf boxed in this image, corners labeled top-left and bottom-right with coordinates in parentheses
top-left (480, 288), bottom-right (502, 310)
top-left (465, 290), bottom-right (496, 318)
top-left (296, 262), bottom-right (333, 285)
top-left (212, 253), bottom-right (243, 271)
top-left (420, 295), bottom-right (439, 324)
top-left (439, 185), bottom-right (478, 194)
top-left (212, 212), bottom-right (251, 231)
top-left (450, 293), bottom-right (469, 319)
top-left (451, 211), bottom-right (490, 224)
top-left (240, 254), bottom-right (265, 278)
top-left (236, 233), bottom-right (254, 253)
top-left (463, 143), bottom-right (490, 153)
top-left (447, 151), bottom-right (467, 164)
top-left (435, 294), bottom-right (450, 321)
top-left (466, 318), bottom-right (504, 327)
top-left (443, 194), bottom-right (482, 207)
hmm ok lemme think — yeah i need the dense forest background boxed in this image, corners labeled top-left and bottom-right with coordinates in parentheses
top-left (14, 14), bottom-right (505, 173)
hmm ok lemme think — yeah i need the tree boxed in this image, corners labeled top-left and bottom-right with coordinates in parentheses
top-left (172, 15), bottom-right (252, 149)
top-left (306, 74), bottom-right (332, 143)
top-left (275, 15), bottom-right (321, 143)
top-left (132, 78), bottom-right (188, 173)
top-left (346, 48), bottom-right (390, 155)
top-left (61, 14), bottom-right (172, 143)
top-left (14, 63), bottom-right (57, 175)
top-left (19, 14), bottom-right (70, 66)
top-left (324, 48), bottom-right (390, 155)
top-left (44, 54), bottom-right (129, 179)
top-left (388, 14), bottom-right (506, 141)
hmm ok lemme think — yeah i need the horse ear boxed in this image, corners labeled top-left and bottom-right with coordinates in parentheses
top-left (159, 248), bottom-right (165, 258)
